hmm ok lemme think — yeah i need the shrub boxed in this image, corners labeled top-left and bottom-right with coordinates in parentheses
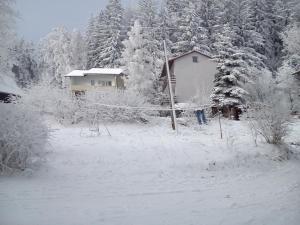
top-left (0, 103), bottom-right (49, 173)
top-left (21, 80), bottom-right (80, 124)
top-left (80, 90), bottom-right (152, 124)
top-left (246, 72), bottom-right (290, 145)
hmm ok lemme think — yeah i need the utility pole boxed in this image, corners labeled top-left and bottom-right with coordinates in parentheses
top-left (163, 40), bottom-right (178, 132)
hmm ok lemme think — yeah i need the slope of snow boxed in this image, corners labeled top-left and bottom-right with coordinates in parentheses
top-left (0, 118), bottom-right (299, 225)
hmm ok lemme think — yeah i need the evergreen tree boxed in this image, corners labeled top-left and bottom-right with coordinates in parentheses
top-left (211, 25), bottom-right (249, 111)
top-left (70, 29), bottom-right (87, 70)
top-left (98, 0), bottom-right (124, 67)
top-left (121, 20), bottom-right (158, 102)
top-left (38, 27), bottom-right (87, 87)
top-left (11, 39), bottom-right (38, 87)
top-left (198, 0), bottom-right (220, 55)
top-left (138, 0), bottom-right (163, 79)
top-left (0, 0), bottom-right (16, 74)
top-left (86, 14), bottom-right (97, 69)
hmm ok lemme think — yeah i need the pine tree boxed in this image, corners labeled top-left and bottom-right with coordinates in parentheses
top-left (172, 0), bottom-right (199, 54)
top-left (138, 0), bottom-right (163, 80)
top-left (98, 0), bottom-right (124, 68)
top-left (86, 14), bottom-right (97, 69)
top-left (0, 0), bottom-right (16, 74)
top-left (198, 0), bottom-right (220, 55)
top-left (70, 30), bottom-right (87, 70)
top-left (246, 0), bottom-right (292, 73)
top-left (121, 20), bottom-right (158, 102)
top-left (211, 25), bottom-right (249, 111)
top-left (11, 39), bottom-right (38, 87)
top-left (38, 27), bottom-right (72, 87)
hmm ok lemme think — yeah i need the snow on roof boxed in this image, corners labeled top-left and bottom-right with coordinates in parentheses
top-left (87, 68), bottom-right (123, 75)
top-left (0, 74), bottom-right (23, 96)
top-left (65, 70), bottom-right (89, 77)
top-left (65, 68), bottom-right (124, 77)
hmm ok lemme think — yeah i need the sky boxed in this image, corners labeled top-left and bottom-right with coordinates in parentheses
top-left (15, 0), bottom-right (134, 42)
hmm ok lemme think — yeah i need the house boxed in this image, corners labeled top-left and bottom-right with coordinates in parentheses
top-left (160, 50), bottom-right (217, 105)
top-left (65, 68), bottom-right (125, 95)
top-left (0, 74), bottom-right (22, 103)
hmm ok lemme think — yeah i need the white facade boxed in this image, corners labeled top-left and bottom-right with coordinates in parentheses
top-left (162, 51), bottom-right (217, 104)
top-left (65, 68), bottom-right (125, 93)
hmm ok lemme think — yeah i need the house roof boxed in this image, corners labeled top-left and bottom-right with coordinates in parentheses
top-left (161, 50), bottom-right (213, 78)
top-left (169, 50), bottom-right (212, 62)
top-left (65, 68), bottom-right (124, 77)
top-left (0, 74), bottom-right (23, 96)
top-left (66, 70), bottom-right (89, 77)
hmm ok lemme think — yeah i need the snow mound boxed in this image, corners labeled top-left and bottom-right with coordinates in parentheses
top-left (0, 74), bottom-right (22, 95)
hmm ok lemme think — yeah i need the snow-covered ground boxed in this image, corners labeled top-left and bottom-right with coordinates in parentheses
top-left (0, 117), bottom-right (300, 225)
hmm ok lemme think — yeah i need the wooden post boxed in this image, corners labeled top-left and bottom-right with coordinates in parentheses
top-left (218, 109), bottom-right (223, 139)
top-left (163, 40), bottom-right (178, 132)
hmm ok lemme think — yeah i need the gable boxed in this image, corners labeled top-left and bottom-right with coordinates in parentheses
top-left (161, 50), bottom-right (214, 78)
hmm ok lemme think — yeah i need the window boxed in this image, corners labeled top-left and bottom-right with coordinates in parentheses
top-left (192, 56), bottom-right (198, 63)
top-left (97, 80), bottom-right (112, 87)
top-left (91, 80), bottom-right (95, 86)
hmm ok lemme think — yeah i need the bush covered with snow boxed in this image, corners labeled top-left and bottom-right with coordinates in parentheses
top-left (0, 103), bottom-right (49, 173)
top-left (21, 80), bottom-right (80, 124)
top-left (80, 90), bottom-right (152, 125)
top-left (246, 73), bottom-right (291, 145)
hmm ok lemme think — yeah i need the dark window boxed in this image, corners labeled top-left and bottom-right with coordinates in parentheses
top-left (91, 80), bottom-right (95, 86)
top-left (192, 56), bottom-right (198, 63)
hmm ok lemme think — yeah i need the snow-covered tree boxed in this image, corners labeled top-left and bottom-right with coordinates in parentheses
top-left (38, 27), bottom-right (87, 88)
top-left (211, 26), bottom-right (249, 113)
top-left (172, 0), bottom-right (198, 54)
top-left (38, 27), bottom-right (73, 87)
top-left (0, 102), bottom-right (49, 173)
top-left (70, 30), bottom-right (87, 70)
top-left (80, 89), bottom-right (150, 124)
top-left (97, 0), bottom-right (124, 67)
top-left (0, 0), bottom-right (16, 74)
top-left (11, 39), bottom-right (38, 87)
top-left (86, 12), bottom-right (109, 69)
top-left (122, 20), bottom-right (159, 102)
top-left (246, 72), bottom-right (291, 146)
top-left (277, 22), bottom-right (300, 113)
top-left (138, 0), bottom-right (164, 82)
top-left (198, 0), bottom-right (221, 55)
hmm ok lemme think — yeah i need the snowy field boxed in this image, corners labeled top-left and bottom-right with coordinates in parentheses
top-left (0, 117), bottom-right (300, 225)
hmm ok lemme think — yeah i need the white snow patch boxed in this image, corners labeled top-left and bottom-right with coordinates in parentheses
top-left (0, 118), bottom-right (299, 225)
top-left (0, 74), bottom-right (23, 95)
top-left (65, 68), bottom-right (124, 77)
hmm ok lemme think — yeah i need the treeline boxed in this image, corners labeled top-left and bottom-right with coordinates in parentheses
top-left (2, 0), bottom-right (300, 109)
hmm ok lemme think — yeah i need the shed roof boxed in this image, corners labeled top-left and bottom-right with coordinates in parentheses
top-left (65, 68), bottom-right (124, 77)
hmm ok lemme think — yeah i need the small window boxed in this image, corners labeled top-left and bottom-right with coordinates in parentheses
top-left (107, 81), bottom-right (112, 86)
top-left (192, 56), bottom-right (198, 63)
top-left (91, 80), bottom-right (95, 86)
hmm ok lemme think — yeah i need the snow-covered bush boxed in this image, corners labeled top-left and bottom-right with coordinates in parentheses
top-left (21, 80), bottom-right (80, 124)
top-left (246, 73), bottom-right (290, 145)
top-left (0, 103), bottom-right (49, 173)
top-left (79, 90), bottom-right (152, 125)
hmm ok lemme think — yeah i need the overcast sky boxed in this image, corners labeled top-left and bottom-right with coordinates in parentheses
top-left (15, 0), bottom-right (134, 42)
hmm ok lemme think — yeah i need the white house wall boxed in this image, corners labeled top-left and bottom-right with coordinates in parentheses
top-left (173, 52), bottom-right (217, 104)
top-left (70, 74), bottom-right (117, 92)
